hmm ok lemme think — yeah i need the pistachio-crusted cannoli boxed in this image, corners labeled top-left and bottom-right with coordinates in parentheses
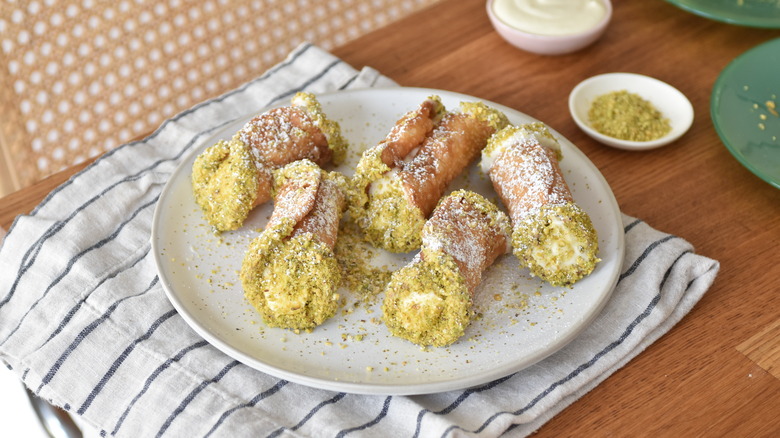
top-left (240, 160), bottom-right (347, 330)
top-left (482, 123), bottom-right (599, 287)
top-left (349, 97), bottom-right (509, 253)
top-left (192, 92), bottom-right (347, 231)
top-left (382, 190), bottom-right (511, 347)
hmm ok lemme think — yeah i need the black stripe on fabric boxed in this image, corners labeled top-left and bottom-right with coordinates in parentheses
top-left (1, 196), bottom-right (160, 348)
top-left (440, 250), bottom-right (693, 437)
top-left (155, 360), bottom-right (241, 438)
top-left (623, 218), bottom-right (643, 234)
top-left (339, 73), bottom-right (359, 90)
top-left (0, 42), bottom-right (321, 310)
top-left (36, 276), bottom-right (159, 393)
top-left (411, 374), bottom-right (516, 438)
top-left (77, 309), bottom-right (178, 415)
top-left (409, 234), bottom-right (683, 436)
top-left (42, 245), bottom-right (152, 347)
top-left (0, 124), bottom-right (219, 311)
top-left (265, 59), bottom-right (344, 105)
top-left (110, 340), bottom-right (209, 436)
top-left (334, 396), bottom-right (392, 438)
top-left (265, 392), bottom-right (347, 438)
top-left (618, 235), bottom-right (678, 282)
top-left (203, 380), bottom-right (290, 438)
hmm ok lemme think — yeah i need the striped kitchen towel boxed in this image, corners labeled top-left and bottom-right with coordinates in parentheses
top-left (0, 43), bottom-right (719, 437)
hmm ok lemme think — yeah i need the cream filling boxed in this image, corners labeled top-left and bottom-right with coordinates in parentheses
top-left (529, 215), bottom-right (585, 270)
top-left (264, 290), bottom-right (307, 314)
top-left (482, 129), bottom-right (561, 173)
top-left (492, 0), bottom-right (607, 37)
top-left (399, 291), bottom-right (444, 331)
top-left (368, 167), bottom-right (405, 197)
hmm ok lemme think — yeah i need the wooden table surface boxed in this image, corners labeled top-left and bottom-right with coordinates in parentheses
top-left (3, 0), bottom-right (780, 435)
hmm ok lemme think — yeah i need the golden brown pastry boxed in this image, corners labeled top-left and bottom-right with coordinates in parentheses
top-left (240, 160), bottom-right (347, 330)
top-left (482, 123), bottom-right (599, 287)
top-left (349, 96), bottom-right (509, 253)
top-left (382, 190), bottom-right (511, 347)
top-left (192, 92), bottom-right (346, 231)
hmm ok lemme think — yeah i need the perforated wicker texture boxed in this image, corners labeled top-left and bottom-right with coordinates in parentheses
top-left (0, 0), bottom-right (440, 194)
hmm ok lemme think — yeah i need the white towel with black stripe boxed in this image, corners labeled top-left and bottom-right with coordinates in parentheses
top-left (0, 43), bottom-right (719, 437)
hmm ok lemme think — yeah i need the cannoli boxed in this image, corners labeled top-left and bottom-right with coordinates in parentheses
top-left (349, 96), bottom-right (509, 253)
top-left (382, 190), bottom-right (511, 347)
top-left (482, 123), bottom-right (599, 287)
top-left (192, 92), bottom-right (347, 231)
top-left (240, 159), bottom-right (347, 330)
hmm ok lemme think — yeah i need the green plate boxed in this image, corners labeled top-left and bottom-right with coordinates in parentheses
top-left (666, 0), bottom-right (780, 28)
top-left (711, 38), bottom-right (780, 189)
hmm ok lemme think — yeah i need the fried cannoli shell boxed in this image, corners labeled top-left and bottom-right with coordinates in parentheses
top-left (421, 190), bottom-right (511, 293)
top-left (192, 92), bottom-right (346, 231)
top-left (239, 107), bottom-right (332, 168)
top-left (378, 97), bottom-right (444, 168)
top-left (350, 100), bottom-right (508, 253)
top-left (381, 190), bottom-right (511, 347)
top-left (484, 123), bottom-right (599, 287)
top-left (265, 161), bottom-right (322, 231)
top-left (289, 173), bottom-right (346, 250)
top-left (488, 136), bottom-right (574, 223)
top-left (240, 160), bottom-right (346, 330)
top-left (347, 96), bottom-right (446, 253)
top-left (400, 105), bottom-right (507, 217)
top-left (240, 92), bottom-right (347, 168)
top-left (267, 160), bottom-right (346, 249)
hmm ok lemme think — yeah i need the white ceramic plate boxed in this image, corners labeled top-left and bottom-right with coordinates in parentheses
top-left (569, 72), bottom-right (694, 150)
top-left (152, 87), bottom-right (624, 395)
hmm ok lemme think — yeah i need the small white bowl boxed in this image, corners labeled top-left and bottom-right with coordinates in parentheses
top-left (486, 0), bottom-right (612, 56)
top-left (568, 73), bottom-right (694, 150)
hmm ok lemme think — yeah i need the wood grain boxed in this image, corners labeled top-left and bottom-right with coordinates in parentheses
top-left (2, 0), bottom-right (780, 435)
top-left (738, 318), bottom-right (780, 380)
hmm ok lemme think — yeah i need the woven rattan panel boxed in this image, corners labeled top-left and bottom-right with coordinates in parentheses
top-left (0, 0), bottom-right (439, 194)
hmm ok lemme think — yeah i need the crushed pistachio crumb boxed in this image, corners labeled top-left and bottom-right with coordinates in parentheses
top-left (382, 249), bottom-right (471, 347)
top-left (240, 218), bottom-right (341, 330)
top-left (512, 202), bottom-right (600, 287)
top-left (588, 90), bottom-right (671, 142)
top-left (347, 146), bottom-right (426, 252)
top-left (191, 137), bottom-right (260, 231)
top-left (766, 100), bottom-right (778, 117)
top-left (334, 221), bottom-right (394, 304)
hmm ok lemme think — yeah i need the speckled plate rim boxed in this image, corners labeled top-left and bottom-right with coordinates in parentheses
top-left (665, 0), bottom-right (780, 28)
top-left (151, 87), bottom-right (624, 395)
top-left (711, 38), bottom-right (780, 189)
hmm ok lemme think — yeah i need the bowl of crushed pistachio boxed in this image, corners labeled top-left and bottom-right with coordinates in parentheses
top-left (568, 73), bottom-right (694, 150)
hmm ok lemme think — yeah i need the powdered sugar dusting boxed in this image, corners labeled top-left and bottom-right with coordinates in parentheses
top-left (292, 173), bottom-right (347, 250)
top-left (266, 160), bottom-right (322, 231)
top-left (400, 111), bottom-right (494, 216)
top-left (267, 160), bottom-right (346, 250)
top-left (421, 190), bottom-right (511, 293)
top-left (487, 129), bottom-right (573, 225)
top-left (238, 106), bottom-right (329, 169)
